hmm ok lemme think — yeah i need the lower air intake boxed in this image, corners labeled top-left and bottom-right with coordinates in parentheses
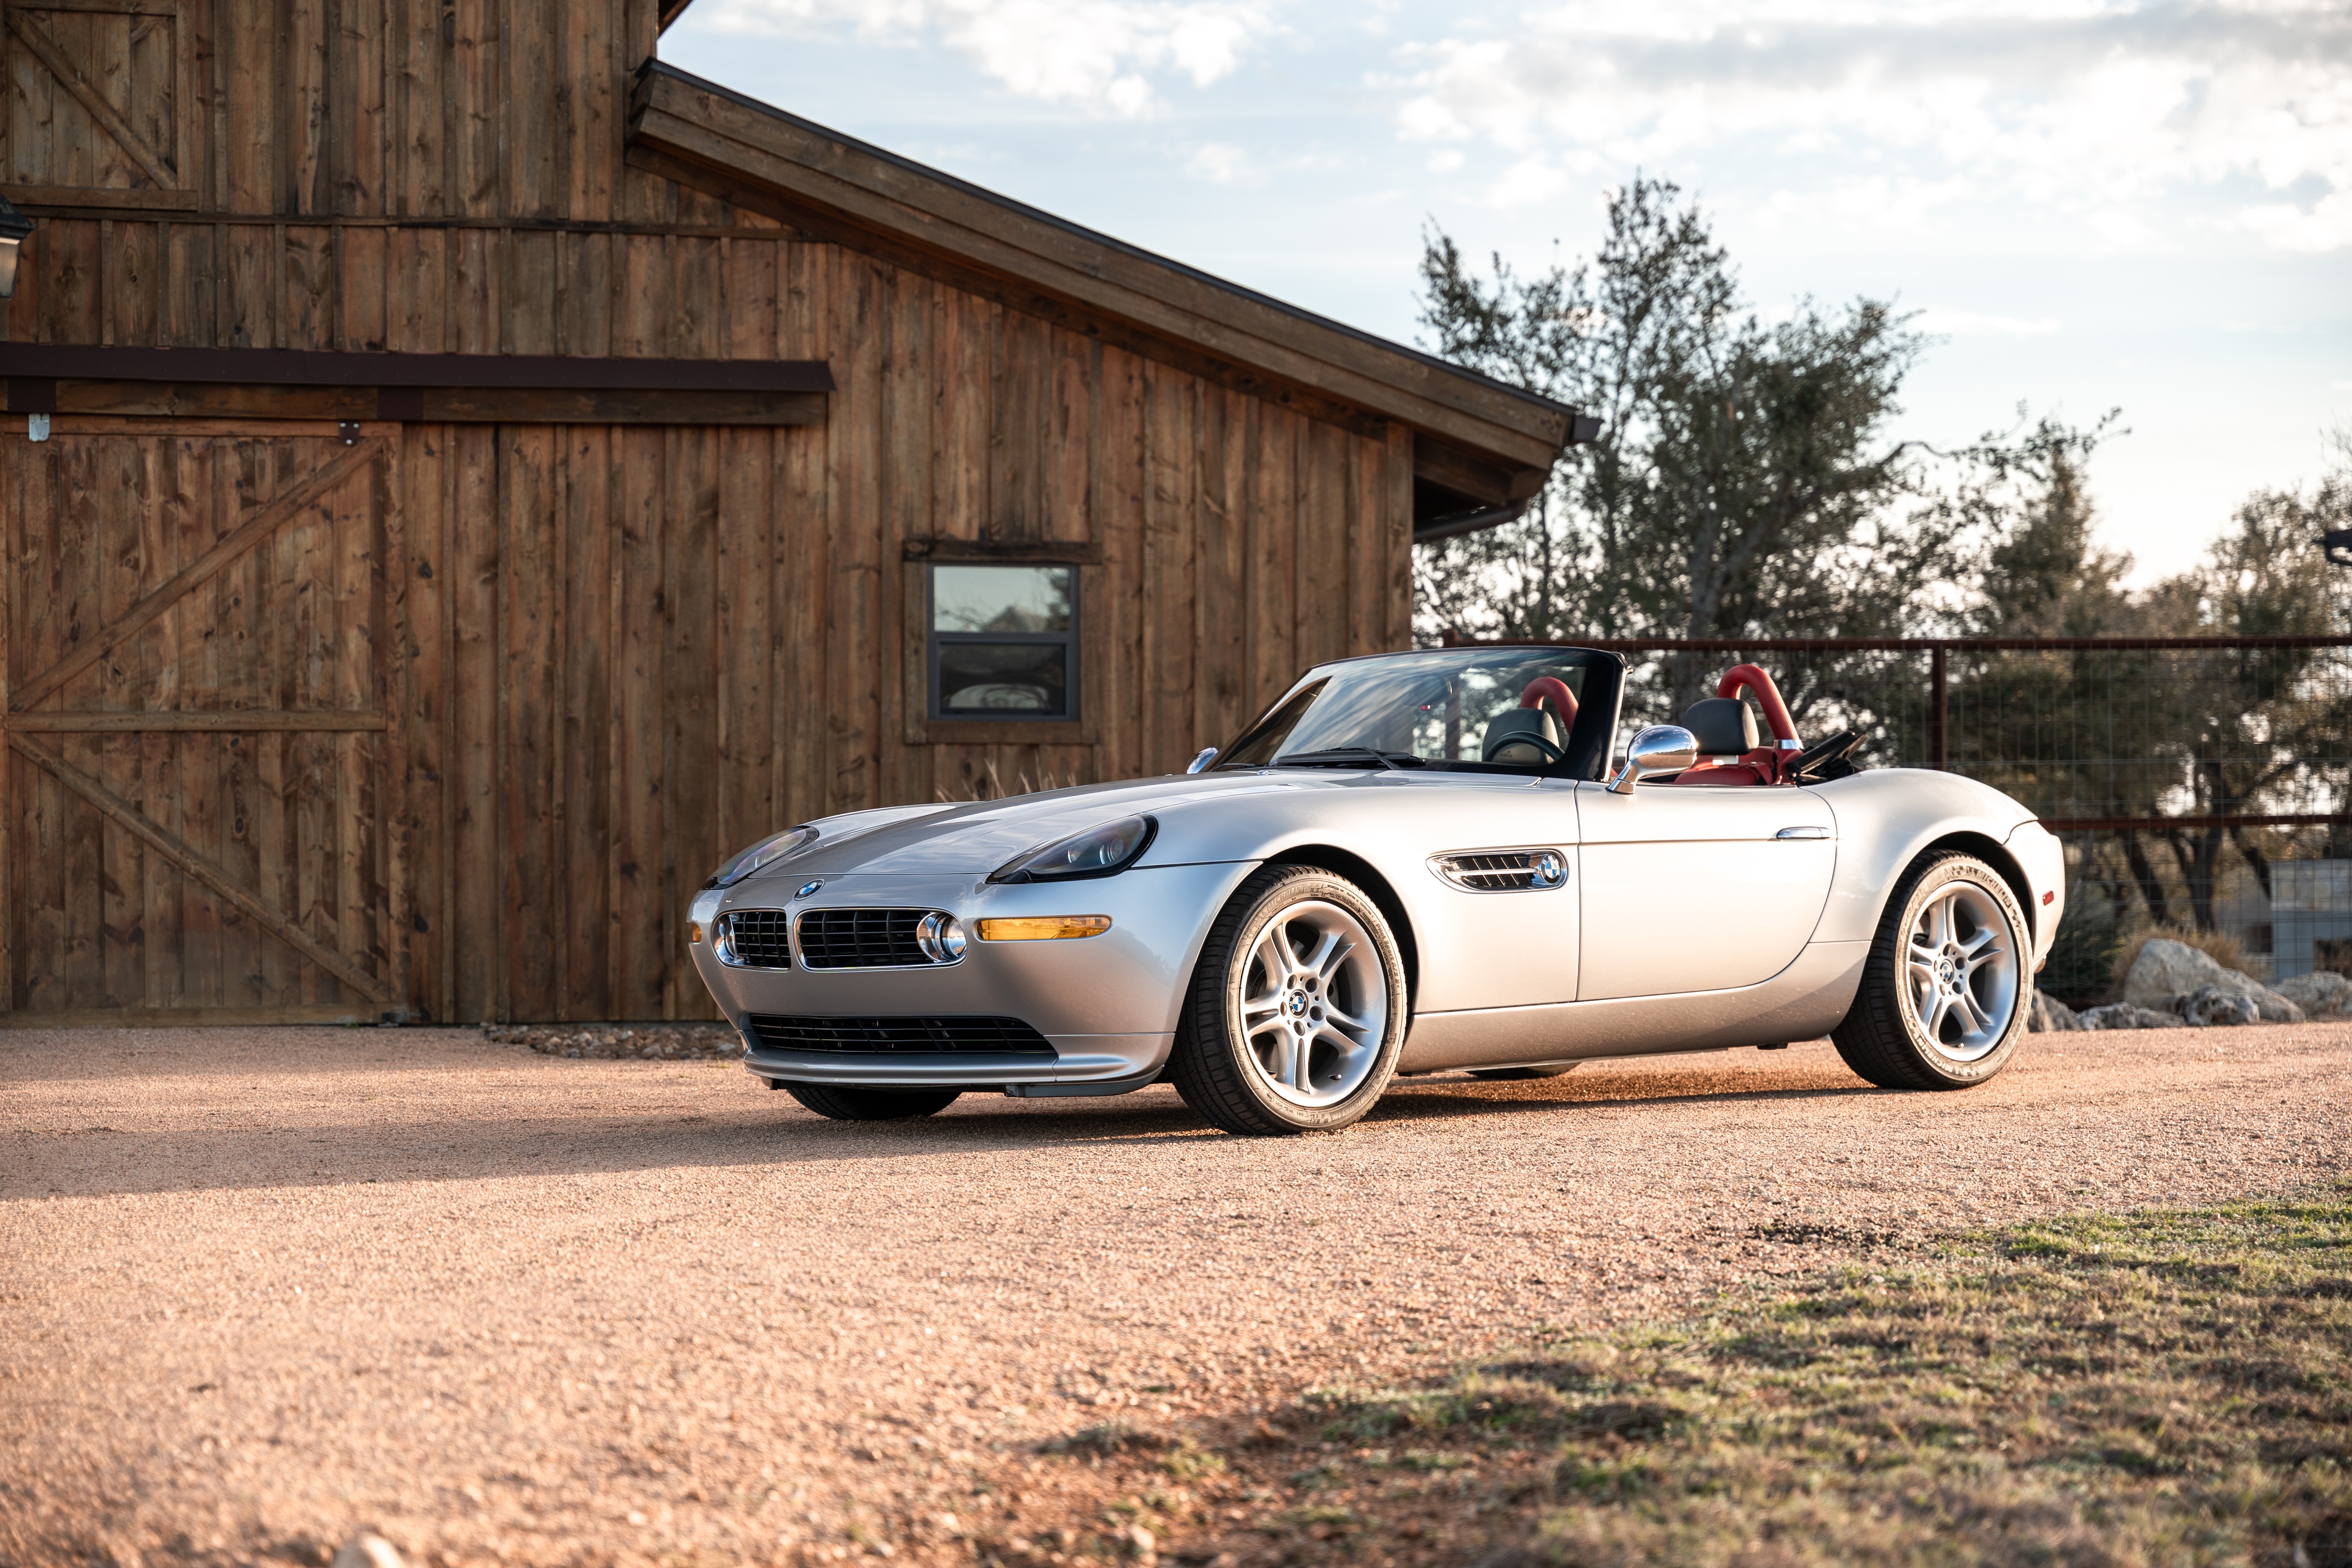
top-left (746, 1014), bottom-right (1056, 1055)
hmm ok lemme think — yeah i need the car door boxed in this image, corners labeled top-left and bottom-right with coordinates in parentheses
top-left (1572, 782), bottom-right (1836, 1000)
top-left (1392, 774), bottom-right (1583, 1012)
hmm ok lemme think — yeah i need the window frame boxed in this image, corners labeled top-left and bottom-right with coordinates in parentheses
top-left (924, 560), bottom-right (1081, 723)
top-left (899, 545), bottom-right (1103, 746)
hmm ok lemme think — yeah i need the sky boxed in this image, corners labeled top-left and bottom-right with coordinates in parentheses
top-left (663, 0), bottom-right (2352, 586)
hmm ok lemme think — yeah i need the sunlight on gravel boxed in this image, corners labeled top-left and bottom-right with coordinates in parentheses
top-left (1, 1021), bottom-right (2345, 1566)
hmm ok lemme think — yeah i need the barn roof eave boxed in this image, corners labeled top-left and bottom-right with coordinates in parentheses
top-left (626, 61), bottom-right (1581, 477)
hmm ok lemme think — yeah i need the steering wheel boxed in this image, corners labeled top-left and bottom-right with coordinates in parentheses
top-left (1788, 730), bottom-right (1862, 781)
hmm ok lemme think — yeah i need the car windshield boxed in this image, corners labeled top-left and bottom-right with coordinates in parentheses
top-left (1216, 648), bottom-right (1618, 777)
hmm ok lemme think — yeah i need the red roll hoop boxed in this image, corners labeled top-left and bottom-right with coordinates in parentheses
top-left (1716, 664), bottom-right (1797, 744)
top-left (1518, 675), bottom-right (1579, 726)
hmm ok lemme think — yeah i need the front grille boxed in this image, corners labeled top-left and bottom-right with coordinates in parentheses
top-left (1430, 850), bottom-right (1568, 893)
top-left (746, 1014), bottom-right (1056, 1055)
top-left (720, 910), bottom-right (793, 968)
top-left (794, 908), bottom-right (931, 968)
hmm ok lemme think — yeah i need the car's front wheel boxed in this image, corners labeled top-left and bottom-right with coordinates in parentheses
top-left (779, 1083), bottom-right (961, 1120)
top-left (1832, 849), bottom-right (2029, 1090)
top-left (1170, 865), bottom-right (1409, 1135)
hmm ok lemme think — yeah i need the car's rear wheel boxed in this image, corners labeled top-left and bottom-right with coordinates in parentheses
top-left (1832, 850), bottom-right (2029, 1090)
top-left (1170, 865), bottom-right (1408, 1136)
top-left (779, 1083), bottom-right (961, 1120)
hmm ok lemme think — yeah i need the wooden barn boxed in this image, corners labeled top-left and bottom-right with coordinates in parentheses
top-left (0, 0), bottom-right (1585, 1026)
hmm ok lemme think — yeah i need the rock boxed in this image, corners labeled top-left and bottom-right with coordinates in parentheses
top-left (2174, 986), bottom-right (2259, 1027)
top-left (2122, 938), bottom-right (2304, 1023)
top-left (2078, 1003), bottom-right (2186, 1031)
top-left (2275, 969), bottom-right (2352, 1017)
top-left (502, 1022), bottom-right (744, 1060)
top-left (330, 1536), bottom-right (404, 1568)
top-left (2028, 991), bottom-right (2084, 1032)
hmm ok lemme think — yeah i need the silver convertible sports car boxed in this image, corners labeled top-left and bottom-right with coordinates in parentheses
top-left (687, 645), bottom-right (2066, 1135)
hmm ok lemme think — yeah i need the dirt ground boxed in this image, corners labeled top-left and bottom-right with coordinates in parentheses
top-left (3, 1022), bottom-right (2346, 1567)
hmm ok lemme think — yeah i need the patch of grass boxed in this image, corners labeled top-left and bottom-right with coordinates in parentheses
top-left (1361, 1448), bottom-right (1477, 1472)
top-left (1042, 1420), bottom-right (1167, 1456)
top-left (1307, 1186), bottom-right (2352, 1566)
top-left (1158, 1439), bottom-right (1227, 1482)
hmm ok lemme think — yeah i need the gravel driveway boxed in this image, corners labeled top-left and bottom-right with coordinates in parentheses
top-left (4, 1022), bottom-right (2346, 1566)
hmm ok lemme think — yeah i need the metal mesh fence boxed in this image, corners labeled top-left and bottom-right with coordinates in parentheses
top-left (1572, 636), bottom-right (2352, 1000)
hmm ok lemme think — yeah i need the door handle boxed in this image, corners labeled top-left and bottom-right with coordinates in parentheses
top-left (1775, 825), bottom-right (1832, 840)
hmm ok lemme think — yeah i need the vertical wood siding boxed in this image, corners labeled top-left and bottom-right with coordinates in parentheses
top-left (0, 2), bottom-right (1416, 1023)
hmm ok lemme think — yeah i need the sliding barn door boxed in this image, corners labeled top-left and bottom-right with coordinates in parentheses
top-left (0, 423), bottom-right (405, 1022)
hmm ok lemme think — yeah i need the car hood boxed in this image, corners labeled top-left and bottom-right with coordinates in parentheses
top-left (738, 771), bottom-right (1337, 881)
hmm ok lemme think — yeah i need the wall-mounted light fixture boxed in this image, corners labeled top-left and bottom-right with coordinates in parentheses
top-left (0, 191), bottom-right (32, 298)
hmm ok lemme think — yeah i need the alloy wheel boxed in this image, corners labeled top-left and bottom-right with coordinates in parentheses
top-left (1904, 882), bottom-right (2020, 1062)
top-left (1231, 899), bottom-right (1388, 1108)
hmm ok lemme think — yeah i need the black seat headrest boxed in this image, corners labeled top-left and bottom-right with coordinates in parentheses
top-left (1680, 697), bottom-right (1759, 757)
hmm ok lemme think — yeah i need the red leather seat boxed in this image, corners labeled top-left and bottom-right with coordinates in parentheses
top-left (1671, 696), bottom-right (1778, 786)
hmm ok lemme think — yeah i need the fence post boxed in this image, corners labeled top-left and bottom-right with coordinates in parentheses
top-left (1929, 643), bottom-right (1949, 770)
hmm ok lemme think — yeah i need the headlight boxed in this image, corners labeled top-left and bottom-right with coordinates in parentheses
top-left (704, 826), bottom-right (818, 889)
top-left (989, 815), bottom-right (1157, 883)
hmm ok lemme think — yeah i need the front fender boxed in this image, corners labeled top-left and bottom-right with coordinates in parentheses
top-left (1151, 774), bottom-right (1586, 1013)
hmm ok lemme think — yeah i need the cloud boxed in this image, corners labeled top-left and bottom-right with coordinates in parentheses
top-left (1379, 0), bottom-right (2352, 248)
top-left (1488, 157), bottom-right (1574, 208)
top-left (1185, 142), bottom-right (1265, 185)
top-left (1913, 310), bottom-right (2062, 336)
top-left (2238, 191), bottom-right (2352, 253)
top-left (1184, 141), bottom-right (1350, 186)
top-left (692, 0), bottom-right (1284, 116)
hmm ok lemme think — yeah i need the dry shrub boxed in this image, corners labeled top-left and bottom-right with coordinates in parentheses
top-left (2110, 924), bottom-right (2250, 991)
top-left (935, 759), bottom-right (1083, 802)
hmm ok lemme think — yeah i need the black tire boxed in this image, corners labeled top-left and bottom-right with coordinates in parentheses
top-left (1468, 1064), bottom-right (1579, 1081)
top-left (1169, 865), bottom-right (1409, 1136)
top-left (780, 1082), bottom-right (962, 1121)
top-left (1832, 850), bottom-right (2031, 1090)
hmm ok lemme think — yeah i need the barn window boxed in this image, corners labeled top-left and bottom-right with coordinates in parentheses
top-left (927, 564), bottom-right (1078, 720)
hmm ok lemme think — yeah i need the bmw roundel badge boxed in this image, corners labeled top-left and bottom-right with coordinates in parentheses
top-left (796, 880), bottom-right (824, 900)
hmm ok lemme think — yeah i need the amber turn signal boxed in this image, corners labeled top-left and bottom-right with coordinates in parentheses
top-left (976, 915), bottom-right (1113, 942)
top-left (686, 920), bottom-right (705, 944)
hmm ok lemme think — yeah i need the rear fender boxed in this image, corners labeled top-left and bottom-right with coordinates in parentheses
top-left (1813, 770), bottom-right (2040, 948)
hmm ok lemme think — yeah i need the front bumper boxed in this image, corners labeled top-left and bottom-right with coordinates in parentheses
top-left (2004, 819), bottom-right (2066, 972)
top-left (688, 860), bottom-right (1252, 1089)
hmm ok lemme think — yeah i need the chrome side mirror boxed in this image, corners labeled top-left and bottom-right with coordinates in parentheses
top-left (1186, 746), bottom-right (1220, 774)
top-left (1608, 724), bottom-right (1699, 795)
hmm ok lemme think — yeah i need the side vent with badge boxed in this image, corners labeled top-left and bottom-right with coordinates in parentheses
top-left (1429, 849), bottom-right (1569, 893)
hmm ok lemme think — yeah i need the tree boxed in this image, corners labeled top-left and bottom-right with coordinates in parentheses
top-left (2141, 479), bottom-right (2352, 928)
top-left (1947, 435), bottom-right (2164, 945)
top-left (1416, 178), bottom-right (2008, 720)
top-left (1956, 450), bottom-right (2352, 936)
